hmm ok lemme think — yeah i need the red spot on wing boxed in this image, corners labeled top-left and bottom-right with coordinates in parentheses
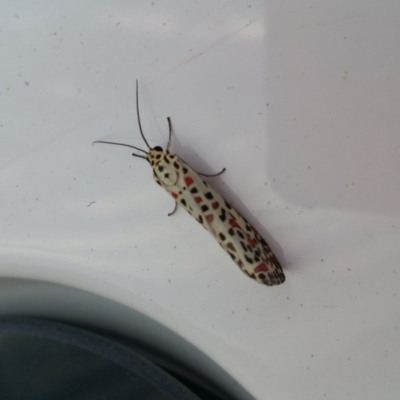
top-left (255, 263), bottom-right (268, 273)
top-left (184, 176), bottom-right (194, 186)
top-left (195, 196), bottom-right (203, 203)
top-left (247, 238), bottom-right (256, 248)
top-left (212, 201), bottom-right (219, 209)
top-left (206, 215), bottom-right (214, 222)
top-left (171, 192), bottom-right (178, 199)
top-left (229, 219), bottom-right (238, 227)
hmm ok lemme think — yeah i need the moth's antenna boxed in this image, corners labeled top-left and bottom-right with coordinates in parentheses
top-left (93, 141), bottom-right (147, 160)
top-left (136, 80), bottom-right (151, 149)
top-left (166, 117), bottom-right (172, 152)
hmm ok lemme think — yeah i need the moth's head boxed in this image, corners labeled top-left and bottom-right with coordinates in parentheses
top-left (146, 146), bottom-right (164, 167)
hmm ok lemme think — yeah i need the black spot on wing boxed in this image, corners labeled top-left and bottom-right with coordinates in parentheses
top-left (237, 230), bottom-right (244, 239)
top-left (244, 254), bottom-right (253, 264)
top-left (226, 242), bottom-right (235, 251)
top-left (239, 241), bottom-right (247, 252)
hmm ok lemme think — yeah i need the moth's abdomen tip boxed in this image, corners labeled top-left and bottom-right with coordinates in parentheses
top-left (255, 267), bottom-right (286, 286)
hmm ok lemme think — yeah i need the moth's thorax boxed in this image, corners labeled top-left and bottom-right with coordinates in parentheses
top-left (146, 148), bottom-right (165, 167)
top-left (148, 149), bottom-right (180, 186)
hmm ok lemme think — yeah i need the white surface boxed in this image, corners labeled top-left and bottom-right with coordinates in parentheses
top-left (1, 1), bottom-right (400, 399)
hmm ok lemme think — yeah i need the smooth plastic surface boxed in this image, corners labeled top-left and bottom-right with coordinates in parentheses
top-left (0, 279), bottom-right (251, 400)
top-left (1, 2), bottom-right (400, 399)
top-left (0, 317), bottom-right (200, 400)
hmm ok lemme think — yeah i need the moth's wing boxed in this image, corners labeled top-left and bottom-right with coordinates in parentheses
top-left (207, 202), bottom-right (285, 286)
top-left (228, 210), bottom-right (285, 286)
top-left (157, 155), bottom-right (285, 286)
top-left (180, 160), bottom-right (284, 285)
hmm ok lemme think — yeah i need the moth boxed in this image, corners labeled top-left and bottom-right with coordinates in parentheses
top-left (94, 82), bottom-right (285, 286)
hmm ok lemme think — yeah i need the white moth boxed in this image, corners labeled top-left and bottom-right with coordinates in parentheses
top-left (94, 82), bottom-right (285, 286)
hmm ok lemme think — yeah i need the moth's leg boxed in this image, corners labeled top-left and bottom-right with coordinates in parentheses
top-left (197, 168), bottom-right (226, 178)
top-left (168, 202), bottom-right (178, 217)
top-left (166, 117), bottom-right (172, 153)
top-left (177, 151), bottom-right (226, 177)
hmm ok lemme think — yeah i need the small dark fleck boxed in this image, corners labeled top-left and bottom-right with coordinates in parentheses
top-left (219, 233), bottom-right (226, 241)
top-left (245, 255), bottom-right (254, 264)
top-left (201, 205), bottom-right (209, 212)
top-left (190, 187), bottom-right (198, 194)
top-left (228, 228), bottom-right (235, 236)
top-left (227, 242), bottom-right (235, 251)
top-left (205, 192), bottom-right (213, 200)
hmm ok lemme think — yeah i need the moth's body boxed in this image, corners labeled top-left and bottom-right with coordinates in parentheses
top-left (94, 81), bottom-right (285, 286)
top-left (147, 148), bottom-right (285, 286)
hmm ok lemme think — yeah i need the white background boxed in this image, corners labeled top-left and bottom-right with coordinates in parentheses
top-left (1, 1), bottom-right (400, 399)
